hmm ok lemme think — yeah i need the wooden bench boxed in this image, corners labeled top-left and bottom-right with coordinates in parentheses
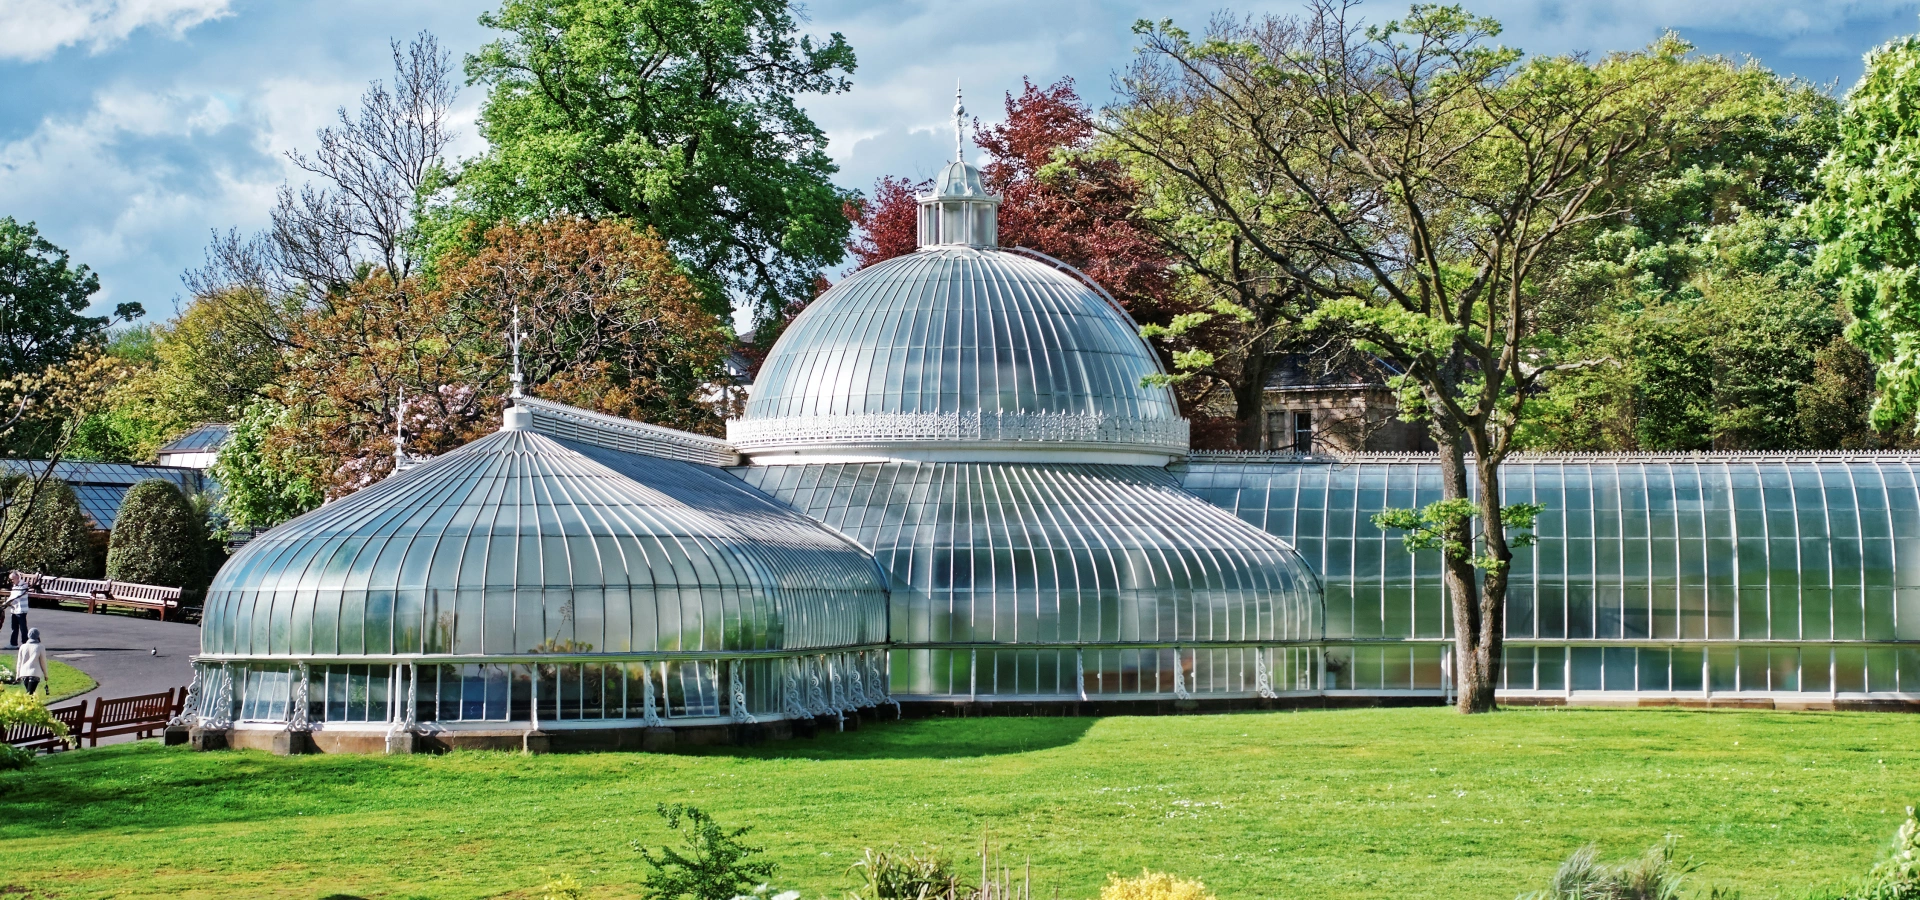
top-left (3, 687), bottom-right (186, 751)
top-left (87, 688), bottom-right (181, 746)
top-left (26, 575), bottom-right (186, 622)
top-left (3, 699), bottom-right (86, 753)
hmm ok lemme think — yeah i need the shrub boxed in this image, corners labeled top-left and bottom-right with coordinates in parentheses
top-left (1835, 808), bottom-right (1920, 900)
top-left (1100, 871), bottom-right (1215, 900)
top-left (0, 476), bottom-right (99, 577)
top-left (1519, 840), bottom-right (1694, 900)
top-left (541, 872), bottom-right (587, 900)
top-left (106, 479), bottom-right (208, 593)
top-left (850, 846), bottom-right (969, 900)
top-left (0, 689), bottom-right (72, 770)
top-left (633, 804), bottom-right (779, 900)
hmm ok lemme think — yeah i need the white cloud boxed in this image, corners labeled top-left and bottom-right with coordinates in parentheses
top-left (0, 0), bottom-right (233, 62)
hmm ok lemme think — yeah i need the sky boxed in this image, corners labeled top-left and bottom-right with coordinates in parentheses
top-left (2, 0), bottom-right (1919, 327)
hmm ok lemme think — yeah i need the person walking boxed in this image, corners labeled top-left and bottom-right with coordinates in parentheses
top-left (5, 571), bottom-right (26, 649)
top-left (15, 628), bottom-right (46, 697)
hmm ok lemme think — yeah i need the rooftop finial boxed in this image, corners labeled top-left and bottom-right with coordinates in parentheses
top-left (509, 304), bottom-right (525, 401)
top-left (953, 82), bottom-right (966, 163)
top-left (392, 385), bottom-right (409, 472)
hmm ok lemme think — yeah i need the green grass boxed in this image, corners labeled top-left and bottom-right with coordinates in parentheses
top-left (1, 658), bottom-right (94, 702)
top-left (0, 708), bottom-right (1916, 900)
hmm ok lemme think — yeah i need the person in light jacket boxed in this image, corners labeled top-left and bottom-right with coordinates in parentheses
top-left (15, 628), bottom-right (46, 696)
top-left (6, 571), bottom-right (28, 648)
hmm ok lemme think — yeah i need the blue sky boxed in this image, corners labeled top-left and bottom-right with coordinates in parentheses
top-left (3, 0), bottom-right (1918, 326)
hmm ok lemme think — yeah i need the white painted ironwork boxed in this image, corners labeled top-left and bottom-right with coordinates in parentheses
top-left (287, 663), bottom-right (311, 732)
top-left (728, 410), bottom-right (1188, 452)
top-left (520, 397), bottom-right (738, 466)
top-left (1172, 649), bottom-right (1192, 701)
top-left (207, 663), bottom-right (234, 729)
top-left (641, 663), bottom-right (663, 727)
top-left (781, 657), bottom-right (808, 719)
top-left (1253, 649), bottom-right (1277, 699)
top-left (806, 656), bottom-right (830, 717)
top-left (170, 666), bottom-right (202, 728)
top-left (729, 660), bottom-right (757, 724)
top-left (846, 651), bottom-right (868, 708)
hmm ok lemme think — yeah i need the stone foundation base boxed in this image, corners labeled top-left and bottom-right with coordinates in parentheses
top-left (1501, 695), bottom-right (1920, 712)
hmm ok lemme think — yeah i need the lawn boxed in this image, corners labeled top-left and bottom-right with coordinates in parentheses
top-left (2, 658), bottom-right (95, 702)
top-left (1, 707), bottom-right (1916, 900)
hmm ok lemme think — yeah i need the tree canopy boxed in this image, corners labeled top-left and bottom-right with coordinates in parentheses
top-left (106, 479), bottom-right (210, 595)
top-left (0, 217), bottom-right (140, 379)
top-left (0, 477), bottom-right (97, 578)
top-left (454, 0), bottom-right (857, 318)
top-left (1807, 31), bottom-right (1920, 432)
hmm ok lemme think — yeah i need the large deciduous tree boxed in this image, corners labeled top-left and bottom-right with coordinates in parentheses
top-left (0, 217), bottom-right (141, 379)
top-left (455, 0), bottom-right (857, 319)
top-left (1807, 30), bottom-right (1920, 432)
top-left (1107, 3), bottom-right (1754, 712)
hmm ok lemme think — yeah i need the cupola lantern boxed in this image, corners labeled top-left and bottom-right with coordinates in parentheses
top-left (917, 86), bottom-right (1001, 248)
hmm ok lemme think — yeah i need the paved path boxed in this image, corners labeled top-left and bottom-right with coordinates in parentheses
top-left (12, 607), bottom-right (199, 715)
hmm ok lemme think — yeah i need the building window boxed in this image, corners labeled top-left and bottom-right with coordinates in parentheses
top-left (1292, 410), bottom-right (1313, 454)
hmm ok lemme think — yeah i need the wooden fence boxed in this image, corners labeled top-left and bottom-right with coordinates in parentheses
top-left (4, 687), bottom-right (186, 752)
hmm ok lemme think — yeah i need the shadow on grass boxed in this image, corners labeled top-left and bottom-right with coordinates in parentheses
top-left (674, 715), bottom-right (1099, 761)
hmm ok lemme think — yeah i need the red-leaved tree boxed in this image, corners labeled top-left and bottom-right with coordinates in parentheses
top-left (846, 176), bottom-right (929, 270)
top-left (845, 79), bottom-right (1235, 445)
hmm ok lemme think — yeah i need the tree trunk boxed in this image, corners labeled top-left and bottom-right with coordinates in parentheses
top-left (1233, 340), bottom-right (1275, 451)
top-left (1434, 434), bottom-right (1498, 713)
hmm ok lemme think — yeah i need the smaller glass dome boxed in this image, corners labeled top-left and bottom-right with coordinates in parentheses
top-left (917, 159), bottom-right (1000, 248)
top-left (202, 427), bottom-right (889, 659)
top-left (932, 160), bottom-right (990, 198)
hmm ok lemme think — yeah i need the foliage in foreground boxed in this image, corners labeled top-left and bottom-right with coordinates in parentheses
top-left (1830, 807), bottom-right (1920, 900)
top-left (1100, 870), bottom-right (1215, 900)
top-left (849, 845), bottom-right (970, 900)
top-left (637, 803), bottom-right (781, 900)
top-left (0, 690), bottom-right (72, 771)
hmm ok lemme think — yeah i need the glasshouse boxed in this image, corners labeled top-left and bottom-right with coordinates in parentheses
top-left (183, 148), bottom-right (1920, 753)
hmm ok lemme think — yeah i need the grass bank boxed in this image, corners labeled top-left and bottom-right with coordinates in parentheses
top-left (1, 707), bottom-right (1916, 899)
top-left (2, 658), bottom-right (94, 702)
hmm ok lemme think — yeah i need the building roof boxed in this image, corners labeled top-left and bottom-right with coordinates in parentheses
top-left (732, 460), bottom-right (1322, 647)
top-left (202, 426), bottom-right (888, 659)
top-left (1263, 352), bottom-right (1402, 392)
top-left (730, 246), bottom-right (1188, 462)
top-left (157, 423), bottom-right (232, 454)
top-left (0, 459), bottom-right (206, 529)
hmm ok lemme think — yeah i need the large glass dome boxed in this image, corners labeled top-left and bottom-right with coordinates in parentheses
top-left (730, 245), bottom-right (1189, 462)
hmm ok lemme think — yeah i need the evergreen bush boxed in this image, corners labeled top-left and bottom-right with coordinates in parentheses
top-left (0, 476), bottom-right (99, 577)
top-left (106, 479), bottom-right (207, 593)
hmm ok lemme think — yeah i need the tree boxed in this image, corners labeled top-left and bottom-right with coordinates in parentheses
top-left (847, 80), bottom-right (1229, 439)
top-left (0, 477), bottom-right (98, 578)
top-left (263, 217), bottom-right (732, 499)
top-left (209, 400), bottom-right (326, 532)
top-left (0, 217), bottom-right (141, 378)
top-left (1807, 30), bottom-right (1920, 432)
top-left (636, 804), bottom-right (777, 900)
top-left (184, 33), bottom-right (457, 353)
top-left (455, 0), bottom-right (857, 318)
top-left (106, 480), bottom-right (209, 595)
top-left (275, 33), bottom-right (458, 292)
top-left (845, 176), bottom-right (926, 270)
top-left (1515, 67), bottom-right (1865, 451)
top-left (1107, 3), bottom-right (1755, 712)
top-left (436, 218), bottom-right (736, 432)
